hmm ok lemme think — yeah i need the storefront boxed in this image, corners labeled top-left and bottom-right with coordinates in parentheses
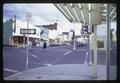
top-left (3, 18), bottom-right (52, 47)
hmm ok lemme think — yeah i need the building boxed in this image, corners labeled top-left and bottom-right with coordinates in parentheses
top-left (62, 32), bottom-right (70, 45)
top-left (35, 23), bottom-right (57, 46)
top-left (3, 19), bottom-right (13, 46)
top-left (75, 35), bottom-right (88, 45)
top-left (53, 34), bottom-right (63, 45)
top-left (3, 18), bottom-right (41, 47)
top-left (39, 26), bottom-right (49, 46)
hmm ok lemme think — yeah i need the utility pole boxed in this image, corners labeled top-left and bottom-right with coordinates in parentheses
top-left (23, 34), bottom-right (26, 47)
top-left (83, 24), bottom-right (92, 66)
top-left (25, 12), bottom-right (32, 74)
top-left (73, 22), bottom-right (76, 50)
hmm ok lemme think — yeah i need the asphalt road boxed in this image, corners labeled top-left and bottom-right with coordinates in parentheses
top-left (3, 44), bottom-right (116, 78)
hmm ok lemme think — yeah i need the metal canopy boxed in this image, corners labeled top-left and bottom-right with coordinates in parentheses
top-left (54, 3), bottom-right (116, 25)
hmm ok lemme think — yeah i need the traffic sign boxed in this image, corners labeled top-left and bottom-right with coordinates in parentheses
top-left (20, 29), bottom-right (36, 34)
top-left (81, 24), bottom-right (92, 35)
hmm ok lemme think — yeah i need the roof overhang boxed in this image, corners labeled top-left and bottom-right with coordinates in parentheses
top-left (35, 23), bottom-right (57, 30)
top-left (53, 3), bottom-right (116, 25)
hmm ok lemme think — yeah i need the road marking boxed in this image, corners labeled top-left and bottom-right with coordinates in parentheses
top-left (52, 51), bottom-right (73, 64)
top-left (31, 54), bottom-right (39, 59)
top-left (29, 62), bottom-right (52, 66)
top-left (4, 68), bottom-right (19, 73)
top-left (45, 64), bottom-right (52, 66)
top-left (64, 51), bottom-right (72, 55)
top-left (21, 50), bottom-right (40, 60)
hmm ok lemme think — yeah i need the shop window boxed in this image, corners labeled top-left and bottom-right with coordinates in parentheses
top-left (97, 40), bottom-right (104, 48)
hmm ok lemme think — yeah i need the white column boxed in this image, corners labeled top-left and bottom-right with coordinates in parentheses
top-left (93, 25), bottom-right (97, 79)
top-left (88, 34), bottom-right (93, 65)
top-left (106, 4), bottom-right (110, 80)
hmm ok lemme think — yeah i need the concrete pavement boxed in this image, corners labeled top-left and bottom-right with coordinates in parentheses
top-left (4, 64), bottom-right (115, 80)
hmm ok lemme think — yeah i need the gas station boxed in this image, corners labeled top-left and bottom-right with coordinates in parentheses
top-left (54, 3), bottom-right (116, 80)
top-left (3, 3), bottom-right (116, 80)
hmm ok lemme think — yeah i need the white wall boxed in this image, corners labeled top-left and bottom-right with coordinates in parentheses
top-left (97, 22), bottom-right (116, 37)
top-left (90, 24), bottom-right (108, 50)
top-left (90, 35), bottom-right (107, 50)
top-left (97, 24), bottom-right (107, 36)
top-left (93, 22), bottom-right (116, 50)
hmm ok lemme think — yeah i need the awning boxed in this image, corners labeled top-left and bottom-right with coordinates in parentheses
top-left (53, 3), bottom-right (116, 25)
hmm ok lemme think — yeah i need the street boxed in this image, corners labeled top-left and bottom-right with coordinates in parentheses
top-left (3, 44), bottom-right (116, 78)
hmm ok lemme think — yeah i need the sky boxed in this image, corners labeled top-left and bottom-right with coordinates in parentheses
top-left (3, 4), bottom-right (72, 26)
top-left (3, 4), bottom-right (76, 39)
top-left (3, 3), bottom-right (116, 39)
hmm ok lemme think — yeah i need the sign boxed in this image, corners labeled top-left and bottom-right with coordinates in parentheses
top-left (20, 29), bottom-right (36, 34)
top-left (81, 24), bottom-right (92, 35)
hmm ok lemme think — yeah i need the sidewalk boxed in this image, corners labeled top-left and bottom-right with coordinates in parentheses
top-left (4, 64), bottom-right (112, 80)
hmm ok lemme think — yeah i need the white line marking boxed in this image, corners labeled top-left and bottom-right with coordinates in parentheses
top-left (31, 54), bottom-right (39, 59)
top-left (21, 50), bottom-right (40, 60)
top-left (52, 51), bottom-right (73, 64)
top-left (46, 64), bottom-right (52, 66)
top-left (4, 68), bottom-right (19, 73)
top-left (29, 62), bottom-right (52, 66)
top-left (64, 51), bottom-right (72, 55)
